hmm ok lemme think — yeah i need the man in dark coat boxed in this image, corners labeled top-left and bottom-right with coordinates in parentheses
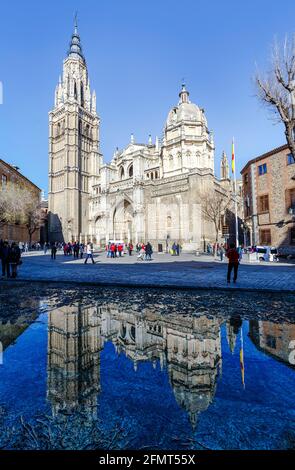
top-left (145, 242), bottom-right (153, 261)
top-left (0, 240), bottom-right (11, 278)
top-left (9, 242), bottom-right (21, 278)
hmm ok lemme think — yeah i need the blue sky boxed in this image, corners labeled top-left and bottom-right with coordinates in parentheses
top-left (0, 0), bottom-right (295, 193)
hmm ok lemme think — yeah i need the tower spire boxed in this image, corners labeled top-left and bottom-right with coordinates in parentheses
top-left (67, 14), bottom-right (85, 61)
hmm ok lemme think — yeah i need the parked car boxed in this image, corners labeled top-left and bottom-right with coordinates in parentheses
top-left (256, 246), bottom-right (279, 262)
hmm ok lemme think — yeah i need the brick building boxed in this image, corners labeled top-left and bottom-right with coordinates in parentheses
top-left (241, 144), bottom-right (295, 254)
top-left (0, 158), bottom-right (41, 243)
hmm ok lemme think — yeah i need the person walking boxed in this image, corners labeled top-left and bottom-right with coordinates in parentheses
top-left (73, 242), bottom-right (79, 259)
top-left (51, 242), bottom-right (57, 260)
top-left (128, 242), bottom-right (133, 256)
top-left (226, 243), bottom-right (240, 283)
top-left (118, 243), bottom-right (123, 257)
top-left (219, 244), bottom-right (225, 262)
top-left (145, 242), bottom-right (153, 261)
top-left (0, 241), bottom-right (10, 278)
top-left (9, 242), bottom-right (21, 278)
top-left (84, 242), bottom-right (95, 264)
top-left (137, 244), bottom-right (145, 261)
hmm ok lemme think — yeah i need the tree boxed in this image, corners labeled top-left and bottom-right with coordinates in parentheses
top-left (21, 191), bottom-right (42, 246)
top-left (255, 35), bottom-right (295, 157)
top-left (0, 186), bottom-right (25, 228)
top-left (201, 188), bottom-right (232, 242)
top-left (0, 186), bottom-right (41, 244)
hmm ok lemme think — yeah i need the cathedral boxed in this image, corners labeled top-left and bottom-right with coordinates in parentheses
top-left (48, 22), bottom-right (232, 250)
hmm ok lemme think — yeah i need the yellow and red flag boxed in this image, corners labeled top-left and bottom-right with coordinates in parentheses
top-left (231, 138), bottom-right (235, 174)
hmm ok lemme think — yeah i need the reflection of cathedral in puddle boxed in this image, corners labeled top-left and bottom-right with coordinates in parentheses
top-left (47, 303), bottom-right (223, 427)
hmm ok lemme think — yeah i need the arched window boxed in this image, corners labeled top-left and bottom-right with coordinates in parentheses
top-left (130, 326), bottom-right (136, 342)
top-left (151, 172), bottom-right (154, 180)
top-left (167, 215), bottom-right (172, 228)
top-left (128, 164), bottom-right (133, 178)
top-left (155, 171), bottom-right (158, 179)
top-left (85, 124), bottom-right (90, 137)
top-left (120, 166), bottom-right (125, 179)
top-left (57, 122), bottom-right (61, 136)
top-left (80, 82), bottom-right (84, 107)
top-left (74, 80), bottom-right (77, 100)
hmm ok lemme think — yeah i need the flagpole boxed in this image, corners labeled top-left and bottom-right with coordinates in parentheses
top-left (240, 326), bottom-right (245, 389)
top-left (232, 137), bottom-right (239, 248)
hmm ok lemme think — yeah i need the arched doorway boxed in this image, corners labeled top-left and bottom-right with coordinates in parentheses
top-left (113, 199), bottom-right (134, 242)
top-left (94, 215), bottom-right (104, 246)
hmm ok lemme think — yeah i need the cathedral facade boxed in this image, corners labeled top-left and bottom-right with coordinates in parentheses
top-left (48, 23), bottom-right (231, 250)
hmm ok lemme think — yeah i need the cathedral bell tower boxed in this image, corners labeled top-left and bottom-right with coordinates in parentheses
top-left (220, 151), bottom-right (230, 180)
top-left (48, 19), bottom-right (101, 242)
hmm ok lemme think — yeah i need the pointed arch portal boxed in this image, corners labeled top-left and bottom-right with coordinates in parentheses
top-left (113, 199), bottom-right (134, 242)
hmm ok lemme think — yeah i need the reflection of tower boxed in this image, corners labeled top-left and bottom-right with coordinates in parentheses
top-left (166, 316), bottom-right (222, 429)
top-left (226, 315), bottom-right (242, 354)
top-left (47, 303), bottom-right (102, 418)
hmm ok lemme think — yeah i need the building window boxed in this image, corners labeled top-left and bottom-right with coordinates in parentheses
top-left (266, 335), bottom-right (276, 349)
top-left (120, 166), bottom-right (125, 180)
top-left (259, 194), bottom-right (269, 213)
top-left (290, 227), bottom-right (295, 244)
top-left (287, 153), bottom-right (295, 165)
top-left (128, 164), bottom-right (133, 178)
top-left (1, 174), bottom-right (7, 187)
top-left (286, 188), bottom-right (295, 212)
top-left (260, 229), bottom-right (271, 245)
top-left (258, 163), bottom-right (267, 175)
top-left (244, 173), bottom-right (249, 184)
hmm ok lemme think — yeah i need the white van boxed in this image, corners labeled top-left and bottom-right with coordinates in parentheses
top-left (255, 246), bottom-right (279, 262)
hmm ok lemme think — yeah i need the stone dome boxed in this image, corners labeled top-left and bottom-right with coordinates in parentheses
top-left (166, 85), bottom-right (207, 128)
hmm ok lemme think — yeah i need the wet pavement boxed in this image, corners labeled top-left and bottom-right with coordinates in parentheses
top-left (0, 283), bottom-right (295, 450)
top-left (2, 251), bottom-right (295, 292)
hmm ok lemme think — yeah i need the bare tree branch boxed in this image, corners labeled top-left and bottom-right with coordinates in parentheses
top-left (200, 188), bottom-right (232, 242)
top-left (0, 186), bottom-right (41, 243)
top-left (255, 35), bottom-right (295, 157)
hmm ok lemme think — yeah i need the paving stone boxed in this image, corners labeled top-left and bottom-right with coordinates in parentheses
top-left (2, 251), bottom-right (294, 292)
